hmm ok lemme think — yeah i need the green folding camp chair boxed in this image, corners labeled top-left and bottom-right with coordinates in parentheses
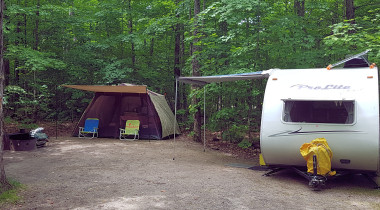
top-left (78, 118), bottom-right (99, 138)
top-left (119, 120), bottom-right (140, 140)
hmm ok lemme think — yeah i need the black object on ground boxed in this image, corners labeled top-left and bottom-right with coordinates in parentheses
top-left (8, 130), bottom-right (37, 151)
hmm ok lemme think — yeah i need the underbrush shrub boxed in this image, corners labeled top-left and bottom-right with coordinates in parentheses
top-left (222, 124), bottom-right (248, 143)
top-left (238, 139), bottom-right (252, 149)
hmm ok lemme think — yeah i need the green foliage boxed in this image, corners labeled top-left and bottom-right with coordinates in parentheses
top-left (238, 139), bottom-right (252, 149)
top-left (188, 88), bottom-right (204, 115)
top-left (188, 130), bottom-right (195, 137)
top-left (19, 123), bottom-right (39, 130)
top-left (323, 8), bottom-right (380, 64)
top-left (100, 59), bottom-right (134, 84)
top-left (6, 46), bottom-right (66, 72)
top-left (4, 86), bottom-right (37, 123)
top-left (209, 107), bottom-right (236, 131)
top-left (0, 179), bottom-right (24, 205)
top-left (3, 0), bottom-right (379, 139)
top-left (222, 124), bottom-right (248, 143)
top-left (3, 117), bottom-right (15, 124)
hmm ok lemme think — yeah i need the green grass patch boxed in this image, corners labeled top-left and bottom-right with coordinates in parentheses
top-left (0, 179), bottom-right (25, 205)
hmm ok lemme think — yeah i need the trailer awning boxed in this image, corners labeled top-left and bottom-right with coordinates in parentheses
top-left (177, 70), bottom-right (272, 85)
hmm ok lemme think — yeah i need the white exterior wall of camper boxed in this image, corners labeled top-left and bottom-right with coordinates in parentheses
top-left (260, 67), bottom-right (380, 172)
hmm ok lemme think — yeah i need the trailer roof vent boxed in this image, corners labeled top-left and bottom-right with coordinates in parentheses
top-left (326, 50), bottom-right (371, 69)
top-left (343, 57), bottom-right (370, 68)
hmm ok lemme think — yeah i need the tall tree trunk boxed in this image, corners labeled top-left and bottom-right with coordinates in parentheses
top-left (174, 25), bottom-right (181, 77)
top-left (3, 2), bottom-right (9, 86)
top-left (174, 0), bottom-right (181, 119)
top-left (0, 0), bottom-right (11, 192)
top-left (148, 37), bottom-right (154, 68)
top-left (332, 1), bottom-right (340, 24)
top-left (32, 0), bottom-right (40, 122)
top-left (14, 0), bottom-right (23, 84)
top-left (120, 0), bottom-right (125, 59)
top-left (23, 0), bottom-right (27, 47)
top-left (127, 0), bottom-right (135, 68)
top-left (344, 0), bottom-right (355, 23)
top-left (180, 3), bottom-right (187, 122)
top-left (34, 0), bottom-right (39, 50)
top-left (191, 0), bottom-right (201, 142)
top-left (294, 0), bottom-right (305, 17)
top-left (150, 38), bottom-right (154, 57)
top-left (174, 0), bottom-right (187, 124)
top-left (249, 1), bottom-right (262, 142)
top-left (174, 0), bottom-right (181, 78)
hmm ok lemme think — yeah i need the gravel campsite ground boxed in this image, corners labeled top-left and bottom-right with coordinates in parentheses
top-left (2, 135), bottom-right (380, 209)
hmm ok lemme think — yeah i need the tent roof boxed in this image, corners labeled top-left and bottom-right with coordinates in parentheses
top-left (63, 85), bottom-right (147, 94)
top-left (177, 70), bottom-right (272, 85)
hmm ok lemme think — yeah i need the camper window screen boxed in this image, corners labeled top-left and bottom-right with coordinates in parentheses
top-left (283, 100), bottom-right (354, 124)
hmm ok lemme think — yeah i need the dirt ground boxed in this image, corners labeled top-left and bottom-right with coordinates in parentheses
top-left (2, 133), bottom-right (380, 210)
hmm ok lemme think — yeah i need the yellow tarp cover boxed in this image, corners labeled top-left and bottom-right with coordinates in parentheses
top-left (300, 138), bottom-right (336, 176)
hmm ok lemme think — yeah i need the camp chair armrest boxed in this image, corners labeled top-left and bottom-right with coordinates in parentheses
top-left (119, 128), bottom-right (138, 134)
top-left (80, 127), bottom-right (98, 133)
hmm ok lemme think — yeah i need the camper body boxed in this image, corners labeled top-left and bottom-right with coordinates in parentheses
top-left (260, 67), bottom-right (379, 172)
top-left (176, 50), bottom-right (379, 188)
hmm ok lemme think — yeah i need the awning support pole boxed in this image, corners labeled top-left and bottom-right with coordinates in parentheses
top-left (173, 78), bottom-right (178, 160)
top-left (203, 86), bottom-right (206, 152)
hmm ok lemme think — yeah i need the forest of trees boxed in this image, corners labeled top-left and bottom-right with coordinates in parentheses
top-left (0, 0), bottom-right (379, 143)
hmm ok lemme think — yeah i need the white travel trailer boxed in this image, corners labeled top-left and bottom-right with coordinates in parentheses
top-left (260, 67), bottom-right (378, 170)
top-left (177, 50), bottom-right (379, 188)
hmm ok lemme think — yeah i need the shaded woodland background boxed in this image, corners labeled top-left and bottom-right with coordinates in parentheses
top-left (2, 0), bottom-right (379, 142)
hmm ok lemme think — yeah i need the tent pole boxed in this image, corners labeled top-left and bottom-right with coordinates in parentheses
top-left (55, 85), bottom-right (58, 139)
top-left (173, 78), bottom-right (178, 160)
top-left (203, 86), bottom-right (206, 152)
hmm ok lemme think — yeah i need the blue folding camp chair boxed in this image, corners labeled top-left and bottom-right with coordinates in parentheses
top-left (78, 118), bottom-right (99, 138)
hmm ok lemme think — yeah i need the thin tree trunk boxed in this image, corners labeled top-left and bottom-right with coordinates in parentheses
top-left (23, 0), bottom-right (27, 47)
top-left (344, 0), bottom-right (355, 22)
top-left (174, 0), bottom-right (181, 78)
top-left (148, 37), bottom-right (154, 68)
top-left (180, 5), bottom-right (187, 119)
top-left (174, 0), bottom-right (181, 116)
top-left (294, 0), bottom-right (305, 17)
top-left (32, 0), bottom-right (40, 122)
top-left (174, 26), bottom-right (181, 77)
top-left (3, 2), bottom-right (9, 86)
top-left (0, 0), bottom-right (12, 192)
top-left (121, 0), bottom-right (125, 58)
top-left (332, 1), bottom-right (340, 24)
top-left (192, 0), bottom-right (201, 142)
top-left (150, 38), bottom-right (154, 57)
top-left (127, 0), bottom-right (135, 68)
top-left (34, 0), bottom-right (39, 50)
top-left (14, 0), bottom-right (23, 84)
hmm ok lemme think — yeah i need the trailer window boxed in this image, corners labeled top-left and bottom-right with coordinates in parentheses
top-left (283, 100), bottom-right (354, 124)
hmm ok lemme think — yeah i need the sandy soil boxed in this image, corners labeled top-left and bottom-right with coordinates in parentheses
top-left (2, 135), bottom-right (380, 210)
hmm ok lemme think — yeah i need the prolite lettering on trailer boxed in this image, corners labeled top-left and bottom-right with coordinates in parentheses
top-left (290, 84), bottom-right (351, 90)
